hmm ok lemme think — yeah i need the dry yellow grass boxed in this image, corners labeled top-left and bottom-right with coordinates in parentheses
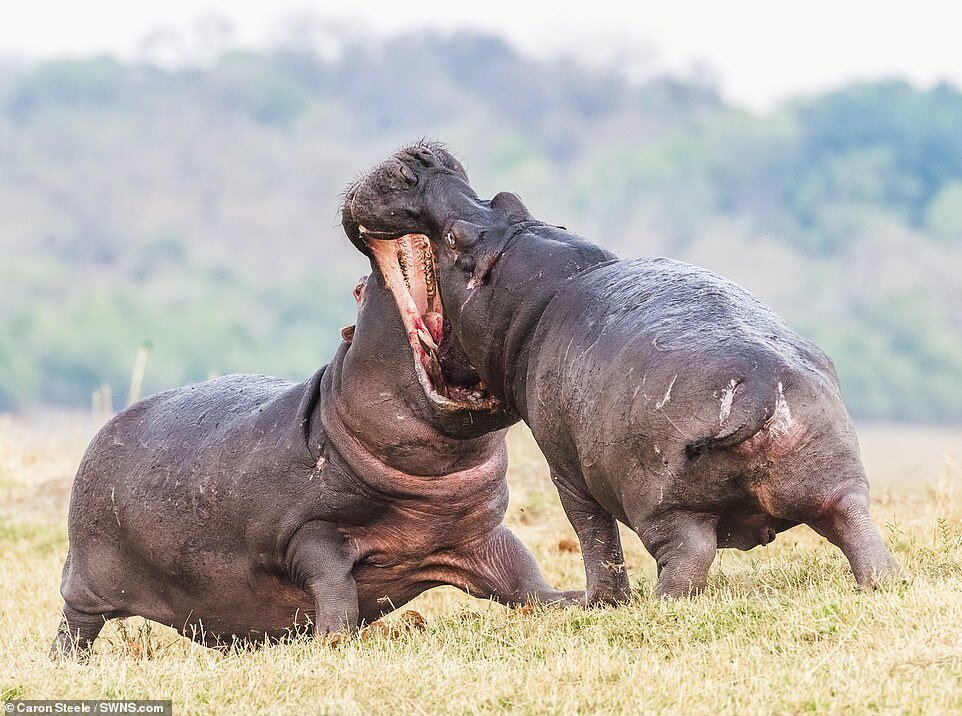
top-left (1, 414), bottom-right (961, 714)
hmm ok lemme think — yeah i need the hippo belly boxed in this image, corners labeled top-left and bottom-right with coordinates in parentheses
top-left (56, 374), bottom-right (335, 646)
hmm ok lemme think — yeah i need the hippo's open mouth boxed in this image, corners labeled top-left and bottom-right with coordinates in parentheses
top-left (363, 230), bottom-right (499, 412)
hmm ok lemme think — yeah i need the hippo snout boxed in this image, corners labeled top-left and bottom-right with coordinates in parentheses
top-left (401, 142), bottom-right (468, 178)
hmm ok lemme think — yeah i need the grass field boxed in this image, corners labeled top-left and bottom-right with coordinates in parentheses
top-left (1, 414), bottom-right (961, 714)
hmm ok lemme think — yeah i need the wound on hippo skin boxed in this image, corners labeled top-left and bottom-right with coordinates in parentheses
top-left (468, 250), bottom-right (501, 289)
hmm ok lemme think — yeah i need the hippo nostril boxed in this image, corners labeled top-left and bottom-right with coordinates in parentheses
top-left (412, 148), bottom-right (436, 166)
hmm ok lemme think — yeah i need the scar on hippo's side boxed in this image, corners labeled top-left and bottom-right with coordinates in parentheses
top-left (719, 379), bottom-right (738, 423)
top-left (735, 382), bottom-right (805, 459)
top-left (655, 374), bottom-right (677, 410)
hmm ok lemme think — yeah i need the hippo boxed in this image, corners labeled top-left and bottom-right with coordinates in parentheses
top-left (52, 266), bottom-right (577, 659)
top-left (340, 142), bottom-right (900, 603)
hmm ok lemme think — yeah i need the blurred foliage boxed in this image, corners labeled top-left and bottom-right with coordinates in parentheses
top-left (926, 181), bottom-right (962, 246)
top-left (1, 32), bottom-right (961, 421)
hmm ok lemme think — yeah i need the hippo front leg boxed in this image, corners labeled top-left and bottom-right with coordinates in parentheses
top-left (456, 526), bottom-right (583, 606)
top-left (552, 471), bottom-right (632, 606)
top-left (286, 521), bottom-right (359, 635)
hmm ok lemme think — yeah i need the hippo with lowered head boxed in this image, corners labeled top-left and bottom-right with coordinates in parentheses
top-left (53, 266), bottom-right (576, 658)
top-left (341, 142), bottom-right (900, 603)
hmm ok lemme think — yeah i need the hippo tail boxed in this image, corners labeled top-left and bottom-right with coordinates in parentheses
top-left (684, 360), bottom-right (782, 460)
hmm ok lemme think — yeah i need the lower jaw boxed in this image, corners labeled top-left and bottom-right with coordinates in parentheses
top-left (415, 332), bottom-right (500, 413)
top-left (425, 381), bottom-right (501, 413)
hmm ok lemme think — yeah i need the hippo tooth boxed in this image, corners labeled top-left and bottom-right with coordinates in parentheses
top-left (424, 355), bottom-right (447, 396)
top-left (423, 246), bottom-right (437, 299)
top-left (397, 249), bottom-right (410, 288)
top-left (418, 328), bottom-right (438, 352)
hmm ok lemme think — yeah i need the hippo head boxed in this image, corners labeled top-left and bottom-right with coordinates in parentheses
top-left (342, 142), bottom-right (541, 410)
top-left (341, 143), bottom-right (532, 420)
top-left (342, 142), bottom-right (477, 246)
top-left (341, 141), bottom-right (531, 257)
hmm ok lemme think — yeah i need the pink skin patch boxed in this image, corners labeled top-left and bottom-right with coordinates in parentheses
top-left (735, 383), bottom-right (806, 459)
top-left (423, 312), bottom-right (443, 344)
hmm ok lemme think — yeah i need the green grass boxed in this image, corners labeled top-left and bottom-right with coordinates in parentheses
top-left (1, 416), bottom-right (961, 714)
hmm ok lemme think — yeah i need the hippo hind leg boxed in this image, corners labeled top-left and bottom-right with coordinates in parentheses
top-left (641, 511), bottom-right (719, 598)
top-left (810, 491), bottom-right (900, 589)
top-left (50, 606), bottom-right (108, 661)
top-left (759, 460), bottom-right (900, 588)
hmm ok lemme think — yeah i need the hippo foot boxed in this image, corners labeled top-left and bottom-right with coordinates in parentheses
top-left (50, 630), bottom-right (89, 662)
top-left (49, 609), bottom-right (106, 662)
top-left (585, 584), bottom-right (632, 607)
top-left (855, 558), bottom-right (905, 591)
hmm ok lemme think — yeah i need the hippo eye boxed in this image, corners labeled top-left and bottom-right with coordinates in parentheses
top-left (445, 232), bottom-right (456, 249)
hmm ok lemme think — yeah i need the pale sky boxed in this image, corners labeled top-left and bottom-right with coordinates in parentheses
top-left (3, 0), bottom-right (962, 110)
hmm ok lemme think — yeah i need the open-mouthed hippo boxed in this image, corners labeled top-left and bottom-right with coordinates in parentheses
top-left (340, 142), bottom-right (900, 603)
top-left (53, 266), bottom-right (578, 659)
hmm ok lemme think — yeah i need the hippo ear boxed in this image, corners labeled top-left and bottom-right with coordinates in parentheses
top-left (340, 325), bottom-right (356, 344)
top-left (490, 192), bottom-right (532, 222)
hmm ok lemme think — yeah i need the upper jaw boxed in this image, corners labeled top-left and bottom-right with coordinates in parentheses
top-left (342, 171), bottom-right (489, 251)
top-left (357, 227), bottom-right (411, 241)
top-left (341, 192), bottom-right (426, 254)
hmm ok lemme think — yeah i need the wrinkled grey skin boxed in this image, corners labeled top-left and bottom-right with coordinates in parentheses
top-left (342, 142), bottom-right (900, 603)
top-left (52, 267), bottom-right (576, 659)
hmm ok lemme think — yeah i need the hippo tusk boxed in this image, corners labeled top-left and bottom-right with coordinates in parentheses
top-left (417, 327), bottom-right (438, 352)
